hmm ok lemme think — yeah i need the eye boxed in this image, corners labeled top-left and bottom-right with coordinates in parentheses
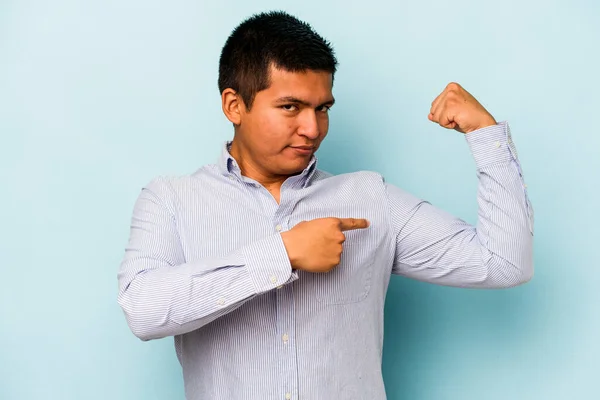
top-left (281, 104), bottom-right (299, 111)
top-left (317, 105), bottom-right (332, 113)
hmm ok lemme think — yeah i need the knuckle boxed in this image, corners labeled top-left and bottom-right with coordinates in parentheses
top-left (445, 94), bottom-right (459, 105)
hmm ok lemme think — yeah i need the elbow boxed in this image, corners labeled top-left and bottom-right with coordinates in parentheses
top-left (511, 244), bottom-right (535, 286)
top-left (132, 329), bottom-right (159, 342)
top-left (126, 315), bottom-right (156, 342)
top-left (128, 322), bottom-right (154, 342)
top-left (506, 264), bottom-right (533, 288)
top-left (482, 236), bottom-right (534, 288)
top-left (490, 257), bottom-right (534, 288)
top-left (122, 311), bottom-right (165, 342)
top-left (515, 260), bottom-right (534, 286)
top-left (518, 262), bottom-right (534, 285)
top-left (117, 292), bottom-right (166, 342)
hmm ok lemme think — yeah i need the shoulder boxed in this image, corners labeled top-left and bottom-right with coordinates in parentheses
top-left (140, 164), bottom-right (221, 202)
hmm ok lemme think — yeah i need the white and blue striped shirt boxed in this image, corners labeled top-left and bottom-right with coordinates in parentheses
top-left (118, 122), bottom-right (533, 399)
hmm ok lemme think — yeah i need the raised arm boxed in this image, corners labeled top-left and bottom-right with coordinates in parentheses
top-left (388, 83), bottom-right (533, 288)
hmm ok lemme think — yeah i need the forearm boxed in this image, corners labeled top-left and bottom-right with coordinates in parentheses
top-left (118, 234), bottom-right (295, 340)
top-left (467, 122), bottom-right (534, 285)
top-left (118, 256), bottom-right (253, 340)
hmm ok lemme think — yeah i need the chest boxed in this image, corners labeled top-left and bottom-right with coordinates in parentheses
top-left (175, 179), bottom-right (388, 259)
top-left (173, 172), bottom-right (395, 304)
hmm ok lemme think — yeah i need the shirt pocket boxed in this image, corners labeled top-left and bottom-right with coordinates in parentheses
top-left (313, 235), bottom-right (375, 305)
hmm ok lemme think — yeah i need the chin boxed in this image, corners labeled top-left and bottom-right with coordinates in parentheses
top-left (279, 160), bottom-right (311, 175)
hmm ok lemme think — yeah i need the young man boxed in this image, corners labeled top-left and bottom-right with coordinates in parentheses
top-left (117, 11), bottom-right (533, 400)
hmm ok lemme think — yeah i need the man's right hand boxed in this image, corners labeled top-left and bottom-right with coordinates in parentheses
top-left (280, 218), bottom-right (370, 273)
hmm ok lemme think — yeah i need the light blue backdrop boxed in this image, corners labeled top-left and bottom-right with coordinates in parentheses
top-left (1, 1), bottom-right (598, 399)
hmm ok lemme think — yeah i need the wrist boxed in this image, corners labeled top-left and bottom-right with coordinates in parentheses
top-left (280, 231), bottom-right (300, 269)
top-left (475, 115), bottom-right (497, 132)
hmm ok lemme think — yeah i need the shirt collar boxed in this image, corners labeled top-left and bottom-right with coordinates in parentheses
top-left (217, 141), bottom-right (318, 188)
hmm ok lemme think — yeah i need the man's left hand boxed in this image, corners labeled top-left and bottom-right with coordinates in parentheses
top-left (428, 82), bottom-right (497, 134)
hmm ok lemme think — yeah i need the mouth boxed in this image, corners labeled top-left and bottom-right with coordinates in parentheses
top-left (289, 146), bottom-right (315, 155)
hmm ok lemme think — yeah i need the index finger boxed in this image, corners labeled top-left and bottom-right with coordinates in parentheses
top-left (430, 90), bottom-right (447, 119)
top-left (338, 218), bottom-right (370, 231)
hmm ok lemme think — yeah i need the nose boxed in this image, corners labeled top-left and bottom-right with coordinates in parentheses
top-left (297, 110), bottom-right (320, 140)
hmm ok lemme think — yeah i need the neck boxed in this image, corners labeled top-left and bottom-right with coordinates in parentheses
top-left (229, 140), bottom-right (287, 192)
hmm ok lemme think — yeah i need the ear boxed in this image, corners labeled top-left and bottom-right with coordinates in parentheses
top-left (221, 88), bottom-right (243, 125)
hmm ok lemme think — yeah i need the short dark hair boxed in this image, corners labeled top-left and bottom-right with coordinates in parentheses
top-left (218, 11), bottom-right (338, 110)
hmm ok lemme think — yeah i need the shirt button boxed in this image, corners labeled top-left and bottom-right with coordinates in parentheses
top-left (228, 175), bottom-right (235, 180)
top-left (217, 298), bottom-right (226, 306)
top-left (270, 275), bottom-right (277, 284)
top-left (285, 393), bottom-right (291, 400)
top-left (494, 141), bottom-right (501, 148)
top-left (275, 224), bottom-right (282, 232)
top-left (282, 333), bottom-right (289, 344)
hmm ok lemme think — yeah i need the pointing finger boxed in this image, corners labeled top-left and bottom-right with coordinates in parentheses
top-left (338, 218), bottom-right (370, 232)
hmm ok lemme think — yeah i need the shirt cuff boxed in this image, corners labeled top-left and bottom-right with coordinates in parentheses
top-left (465, 121), bottom-right (518, 169)
top-left (241, 234), bottom-right (297, 293)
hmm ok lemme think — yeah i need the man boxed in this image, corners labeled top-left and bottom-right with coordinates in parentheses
top-left (117, 10), bottom-right (533, 400)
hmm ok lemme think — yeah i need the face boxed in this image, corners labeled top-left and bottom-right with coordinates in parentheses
top-left (227, 64), bottom-right (334, 180)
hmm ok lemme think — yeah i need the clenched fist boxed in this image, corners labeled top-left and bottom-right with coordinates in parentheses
top-left (280, 218), bottom-right (370, 273)
top-left (428, 82), bottom-right (497, 134)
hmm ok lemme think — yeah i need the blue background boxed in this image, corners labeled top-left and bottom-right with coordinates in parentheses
top-left (1, 1), bottom-right (598, 399)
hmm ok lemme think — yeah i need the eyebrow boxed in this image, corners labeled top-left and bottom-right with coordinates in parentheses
top-left (274, 96), bottom-right (335, 108)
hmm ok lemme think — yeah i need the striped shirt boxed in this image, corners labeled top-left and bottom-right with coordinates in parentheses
top-left (117, 122), bottom-right (533, 399)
